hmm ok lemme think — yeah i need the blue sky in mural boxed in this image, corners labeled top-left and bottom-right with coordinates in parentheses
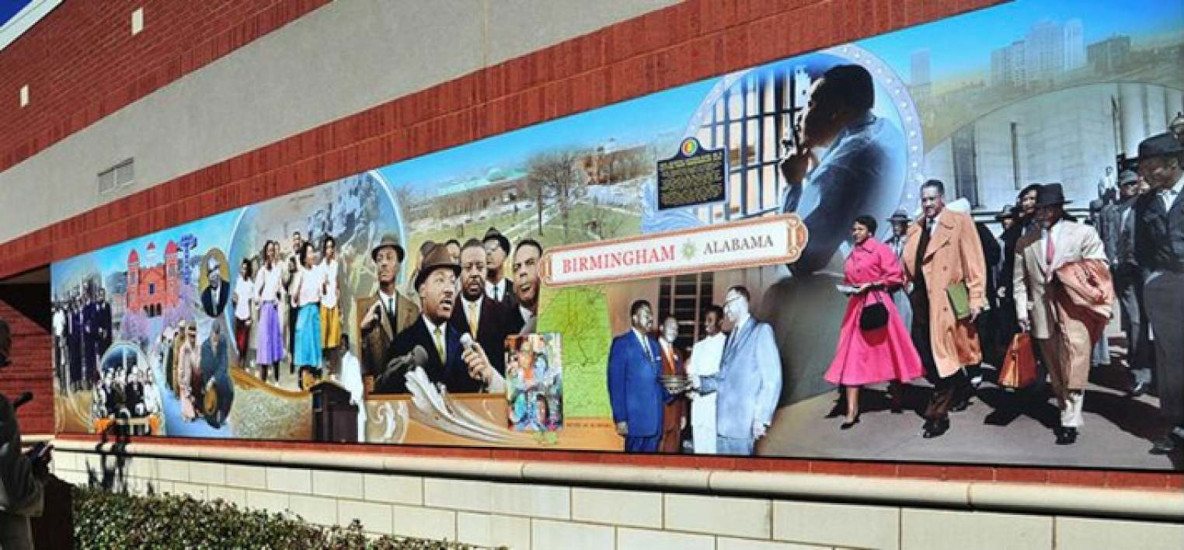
top-left (52, 210), bottom-right (239, 288)
top-left (861, 0), bottom-right (1184, 84)
top-left (380, 0), bottom-right (1181, 194)
top-left (0, 0), bottom-right (33, 28)
top-left (378, 79), bottom-right (716, 194)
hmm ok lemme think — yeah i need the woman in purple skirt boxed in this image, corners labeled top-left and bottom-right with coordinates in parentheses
top-left (254, 240), bottom-right (285, 383)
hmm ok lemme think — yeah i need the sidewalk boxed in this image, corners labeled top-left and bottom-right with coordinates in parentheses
top-left (759, 363), bottom-right (1182, 471)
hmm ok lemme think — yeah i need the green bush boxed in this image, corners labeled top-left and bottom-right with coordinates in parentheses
top-left (73, 485), bottom-right (500, 550)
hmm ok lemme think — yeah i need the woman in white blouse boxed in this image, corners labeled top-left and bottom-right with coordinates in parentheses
top-left (319, 236), bottom-right (343, 373)
top-left (253, 240), bottom-right (285, 383)
top-left (231, 258), bottom-right (254, 368)
top-left (292, 241), bottom-right (325, 389)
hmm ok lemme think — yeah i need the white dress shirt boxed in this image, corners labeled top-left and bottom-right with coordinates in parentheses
top-left (255, 264), bottom-right (284, 302)
top-left (460, 295), bottom-right (484, 335)
top-left (320, 259), bottom-right (340, 309)
top-left (233, 276), bottom-right (253, 320)
top-left (485, 278), bottom-right (512, 302)
top-left (1162, 173), bottom-right (1184, 211)
top-left (295, 265), bottom-right (324, 307)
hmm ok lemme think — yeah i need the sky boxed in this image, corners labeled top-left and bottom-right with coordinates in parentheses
top-left (53, 210), bottom-right (240, 291)
top-left (53, 0), bottom-right (1184, 282)
top-left (377, 80), bottom-right (715, 194)
top-left (861, 0), bottom-right (1184, 85)
top-left (0, 0), bottom-right (32, 28)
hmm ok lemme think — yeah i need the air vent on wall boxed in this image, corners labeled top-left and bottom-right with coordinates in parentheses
top-left (98, 159), bottom-right (135, 195)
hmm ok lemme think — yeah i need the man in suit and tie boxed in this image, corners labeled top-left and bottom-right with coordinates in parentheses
top-left (451, 239), bottom-right (514, 375)
top-left (357, 234), bottom-right (419, 393)
top-left (201, 257), bottom-right (230, 318)
top-left (1014, 184), bottom-right (1111, 445)
top-left (1102, 170), bottom-right (1154, 395)
top-left (94, 288), bottom-right (113, 362)
top-left (81, 291), bottom-right (98, 389)
top-left (509, 239), bottom-right (543, 334)
top-left (901, 180), bottom-right (987, 439)
top-left (692, 286), bottom-right (783, 456)
top-left (483, 228), bottom-right (516, 308)
top-left (1134, 133), bottom-right (1184, 455)
top-left (607, 300), bottom-right (669, 453)
top-left (657, 315), bottom-right (688, 453)
top-left (779, 64), bottom-right (906, 276)
top-left (382, 244), bottom-right (500, 394)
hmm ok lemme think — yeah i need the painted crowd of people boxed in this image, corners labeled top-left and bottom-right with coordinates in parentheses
top-left (825, 126), bottom-right (1183, 454)
top-left (51, 286), bottom-right (112, 394)
top-left (359, 228), bottom-right (546, 398)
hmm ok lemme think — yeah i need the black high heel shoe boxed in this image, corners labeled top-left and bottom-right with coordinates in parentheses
top-left (840, 415), bottom-right (861, 430)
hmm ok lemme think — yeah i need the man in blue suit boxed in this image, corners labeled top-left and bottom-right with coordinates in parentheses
top-left (693, 286), bottom-right (782, 456)
top-left (607, 300), bottom-right (669, 453)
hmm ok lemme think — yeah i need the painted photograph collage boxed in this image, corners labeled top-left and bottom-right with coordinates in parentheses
top-left (51, 0), bottom-right (1183, 470)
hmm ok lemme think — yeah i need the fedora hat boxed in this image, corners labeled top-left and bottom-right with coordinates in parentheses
top-left (1137, 132), bottom-right (1183, 160)
top-left (994, 204), bottom-right (1017, 221)
top-left (886, 209), bottom-right (911, 222)
top-left (370, 234), bottom-right (405, 262)
top-left (414, 244), bottom-right (461, 289)
top-left (1034, 183), bottom-right (1071, 208)
top-left (482, 227), bottom-right (511, 254)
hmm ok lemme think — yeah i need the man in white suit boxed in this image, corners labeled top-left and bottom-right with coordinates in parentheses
top-left (693, 286), bottom-right (783, 456)
top-left (687, 305), bottom-right (725, 454)
top-left (1014, 183), bottom-right (1110, 445)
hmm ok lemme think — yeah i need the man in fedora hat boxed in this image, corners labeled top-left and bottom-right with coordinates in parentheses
top-left (1014, 183), bottom-right (1111, 445)
top-left (1134, 132), bottom-right (1184, 454)
top-left (482, 228), bottom-right (516, 308)
top-left (1102, 170), bottom-right (1154, 396)
top-left (884, 208), bottom-right (914, 330)
top-left (380, 244), bottom-right (502, 394)
top-left (357, 234), bottom-right (419, 392)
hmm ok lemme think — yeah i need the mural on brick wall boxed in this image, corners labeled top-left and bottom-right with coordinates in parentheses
top-left (52, 0), bottom-right (1183, 470)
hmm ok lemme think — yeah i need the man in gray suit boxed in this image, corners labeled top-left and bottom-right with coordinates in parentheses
top-left (1101, 170), bottom-right (1153, 395)
top-left (1135, 133), bottom-right (1184, 455)
top-left (692, 286), bottom-right (783, 456)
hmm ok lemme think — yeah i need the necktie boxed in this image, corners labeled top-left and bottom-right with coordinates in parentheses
top-left (1045, 228), bottom-right (1055, 267)
top-left (640, 335), bottom-right (653, 363)
top-left (433, 326), bottom-right (446, 363)
top-left (467, 302), bottom-right (479, 337)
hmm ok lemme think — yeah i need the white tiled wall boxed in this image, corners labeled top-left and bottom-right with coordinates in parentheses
top-left (51, 450), bottom-right (1183, 550)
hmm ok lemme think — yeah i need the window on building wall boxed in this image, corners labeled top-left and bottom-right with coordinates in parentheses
top-left (148, 282), bottom-right (155, 296)
top-left (98, 159), bottom-right (135, 195)
top-left (694, 69), bottom-right (807, 223)
top-left (952, 125), bottom-right (980, 207)
top-left (656, 272), bottom-right (714, 349)
top-left (1010, 121), bottom-right (1022, 190)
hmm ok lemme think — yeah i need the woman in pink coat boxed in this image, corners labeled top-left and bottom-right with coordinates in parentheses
top-left (825, 215), bottom-right (923, 429)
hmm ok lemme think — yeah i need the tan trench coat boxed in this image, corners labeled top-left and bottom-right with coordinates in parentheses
top-left (901, 210), bottom-right (987, 378)
top-left (1013, 221), bottom-right (1111, 390)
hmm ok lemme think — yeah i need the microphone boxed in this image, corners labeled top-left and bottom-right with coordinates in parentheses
top-left (376, 346), bottom-right (429, 388)
top-left (459, 333), bottom-right (476, 351)
top-left (11, 391), bottom-right (33, 410)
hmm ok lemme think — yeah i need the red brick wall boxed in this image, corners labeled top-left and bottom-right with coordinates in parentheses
top-left (8, 0), bottom-right (1179, 491)
top-left (0, 299), bottom-right (53, 435)
top-left (0, 0), bottom-right (330, 173)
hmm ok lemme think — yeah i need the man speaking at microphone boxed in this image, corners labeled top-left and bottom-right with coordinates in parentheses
top-left (378, 244), bottom-right (502, 394)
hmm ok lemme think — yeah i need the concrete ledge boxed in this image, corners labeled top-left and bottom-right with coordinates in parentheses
top-left (48, 438), bottom-right (1184, 522)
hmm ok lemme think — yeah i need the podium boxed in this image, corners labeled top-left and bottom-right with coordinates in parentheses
top-left (310, 381), bottom-right (358, 442)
